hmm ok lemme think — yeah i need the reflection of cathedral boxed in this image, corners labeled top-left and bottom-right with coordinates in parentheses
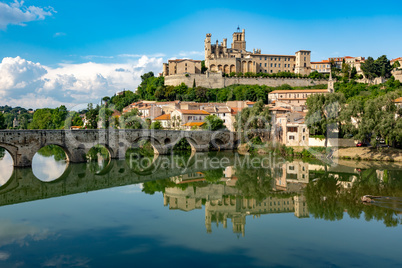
top-left (205, 195), bottom-right (309, 237)
top-left (163, 178), bottom-right (309, 236)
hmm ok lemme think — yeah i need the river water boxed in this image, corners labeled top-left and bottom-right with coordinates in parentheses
top-left (0, 147), bottom-right (401, 267)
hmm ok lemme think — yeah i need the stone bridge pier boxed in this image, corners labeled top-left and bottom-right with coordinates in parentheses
top-left (0, 129), bottom-right (240, 167)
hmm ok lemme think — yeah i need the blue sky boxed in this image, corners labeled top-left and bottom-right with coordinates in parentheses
top-left (1, 0), bottom-right (402, 108)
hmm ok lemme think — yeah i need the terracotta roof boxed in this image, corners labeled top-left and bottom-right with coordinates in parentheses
top-left (269, 89), bottom-right (329, 94)
top-left (231, 107), bottom-right (240, 115)
top-left (394, 97), bottom-right (402, 103)
top-left (177, 109), bottom-right (210, 115)
top-left (182, 122), bottom-right (206, 127)
top-left (154, 114), bottom-right (171, 120)
top-left (391, 57), bottom-right (402, 62)
top-left (311, 61), bottom-right (330, 64)
top-left (246, 101), bottom-right (256, 105)
top-left (270, 107), bottom-right (291, 111)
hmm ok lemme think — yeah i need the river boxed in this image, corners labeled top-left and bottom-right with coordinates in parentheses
top-left (0, 147), bottom-right (401, 267)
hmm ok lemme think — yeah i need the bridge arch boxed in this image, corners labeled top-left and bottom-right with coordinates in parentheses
top-left (36, 143), bottom-right (73, 162)
top-left (0, 143), bottom-right (17, 167)
top-left (131, 136), bottom-right (167, 155)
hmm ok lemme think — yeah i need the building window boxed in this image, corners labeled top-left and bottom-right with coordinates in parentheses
top-left (271, 63), bottom-right (273, 67)
top-left (287, 127), bottom-right (297, 132)
top-left (279, 64), bottom-right (281, 67)
top-left (303, 128), bottom-right (305, 133)
top-left (265, 57), bottom-right (267, 60)
top-left (260, 63), bottom-right (262, 67)
top-left (275, 64), bottom-right (277, 67)
top-left (265, 63), bottom-right (267, 67)
top-left (289, 136), bottom-right (295, 140)
top-left (278, 57), bottom-right (281, 61)
top-left (275, 57), bottom-right (277, 61)
top-left (303, 136), bottom-right (306, 141)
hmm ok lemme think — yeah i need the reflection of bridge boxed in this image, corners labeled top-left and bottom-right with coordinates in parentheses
top-left (0, 153), bottom-right (236, 207)
top-left (0, 129), bottom-right (240, 167)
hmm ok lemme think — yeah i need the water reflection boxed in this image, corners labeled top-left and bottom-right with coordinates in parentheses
top-left (32, 145), bottom-right (68, 182)
top-left (0, 153), bottom-right (402, 267)
top-left (86, 145), bottom-right (111, 174)
top-left (0, 148), bottom-right (13, 186)
top-left (0, 152), bottom-right (402, 231)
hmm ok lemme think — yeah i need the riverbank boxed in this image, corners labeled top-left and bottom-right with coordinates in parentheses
top-left (240, 143), bottom-right (402, 162)
top-left (333, 147), bottom-right (402, 162)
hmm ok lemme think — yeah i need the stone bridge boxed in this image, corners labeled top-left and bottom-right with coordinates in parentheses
top-left (0, 129), bottom-right (240, 167)
top-left (0, 153), bottom-right (237, 207)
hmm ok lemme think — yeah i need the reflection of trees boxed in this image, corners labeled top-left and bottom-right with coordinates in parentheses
top-left (86, 145), bottom-right (110, 161)
top-left (234, 167), bottom-right (274, 201)
top-left (204, 169), bottom-right (224, 183)
top-left (305, 170), bottom-right (402, 227)
top-left (304, 175), bottom-right (344, 221)
top-left (37, 145), bottom-right (67, 162)
top-left (0, 147), bottom-right (5, 160)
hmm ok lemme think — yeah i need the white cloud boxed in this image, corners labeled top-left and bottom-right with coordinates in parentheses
top-left (0, 0), bottom-right (55, 30)
top-left (53, 32), bottom-right (66, 37)
top-left (0, 56), bottom-right (163, 109)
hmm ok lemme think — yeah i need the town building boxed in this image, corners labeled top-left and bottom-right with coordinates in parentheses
top-left (268, 89), bottom-right (329, 106)
top-left (311, 60), bottom-right (331, 73)
top-left (163, 59), bottom-right (202, 76)
top-left (170, 109), bottom-right (210, 130)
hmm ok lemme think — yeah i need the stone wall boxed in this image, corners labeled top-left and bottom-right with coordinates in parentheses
top-left (165, 72), bottom-right (328, 89)
top-left (393, 70), bottom-right (402, 82)
top-left (308, 138), bottom-right (356, 147)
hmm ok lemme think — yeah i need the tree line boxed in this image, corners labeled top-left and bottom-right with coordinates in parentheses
top-left (305, 77), bottom-right (402, 147)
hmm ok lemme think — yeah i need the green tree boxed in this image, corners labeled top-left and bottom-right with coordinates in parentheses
top-left (0, 113), bottom-right (5, 129)
top-left (234, 100), bottom-right (271, 140)
top-left (375, 55), bottom-right (393, 78)
top-left (350, 66), bottom-right (357, 79)
top-left (361, 56), bottom-right (377, 80)
top-left (393, 60), bottom-right (401, 70)
top-left (203, 115), bottom-right (225, 131)
top-left (195, 86), bottom-right (208, 102)
top-left (201, 60), bottom-right (208, 74)
top-left (52, 105), bottom-right (68, 129)
top-left (29, 109), bottom-right (53, 129)
top-left (150, 121), bottom-right (162, 129)
top-left (121, 109), bottom-right (146, 129)
top-left (85, 104), bottom-right (99, 129)
top-left (305, 93), bottom-right (346, 146)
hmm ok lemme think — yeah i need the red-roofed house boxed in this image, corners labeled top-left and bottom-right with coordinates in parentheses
top-left (153, 114), bottom-right (171, 128)
top-left (171, 109), bottom-right (210, 130)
